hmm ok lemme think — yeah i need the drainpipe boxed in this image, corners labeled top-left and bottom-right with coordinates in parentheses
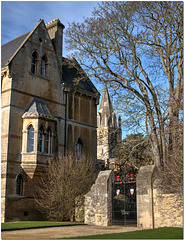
top-left (64, 90), bottom-right (67, 156)
top-left (63, 84), bottom-right (70, 156)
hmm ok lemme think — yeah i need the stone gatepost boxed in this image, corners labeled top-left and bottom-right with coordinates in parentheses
top-left (84, 170), bottom-right (114, 226)
top-left (136, 165), bottom-right (155, 229)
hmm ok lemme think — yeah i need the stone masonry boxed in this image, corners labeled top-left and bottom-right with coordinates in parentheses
top-left (153, 183), bottom-right (183, 228)
top-left (136, 165), bottom-right (155, 229)
top-left (84, 170), bottom-right (114, 226)
top-left (137, 165), bottom-right (183, 229)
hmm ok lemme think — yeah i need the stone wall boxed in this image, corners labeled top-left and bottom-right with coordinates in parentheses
top-left (153, 186), bottom-right (183, 228)
top-left (84, 170), bottom-right (113, 226)
top-left (137, 165), bottom-right (183, 229)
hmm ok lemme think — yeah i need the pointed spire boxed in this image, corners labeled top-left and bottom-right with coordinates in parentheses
top-left (98, 83), bottom-right (114, 115)
top-left (118, 115), bottom-right (121, 128)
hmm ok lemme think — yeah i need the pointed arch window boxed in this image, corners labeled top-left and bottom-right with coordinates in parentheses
top-left (38, 126), bottom-right (44, 153)
top-left (41, 55), bottom-right (48, 78)
top-left (27, 125), bottom-right (34, 152)
top-left (16, 175), bottom-right (23, 196)
top-left (31, 52), bottom-right (39, 74)
top-left (76, 138), bottom-right (82, 161)
top-left (45, 128), bottom-right (51, 154)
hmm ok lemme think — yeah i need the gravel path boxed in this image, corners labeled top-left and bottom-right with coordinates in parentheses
top-left (2, 225), bottom-right (141, 239)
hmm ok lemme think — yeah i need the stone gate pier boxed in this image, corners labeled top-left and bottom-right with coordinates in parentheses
top-left (84, 170), bottom-right (114, 226)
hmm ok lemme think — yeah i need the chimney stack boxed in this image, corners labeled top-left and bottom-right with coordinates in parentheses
top-left (46, 18), bottom-right (65, 62)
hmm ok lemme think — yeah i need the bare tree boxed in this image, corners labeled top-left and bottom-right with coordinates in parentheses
top-left (116, 133), bottom-right (154, 176)
top-left (34, 153), bottom-right (97, 221)
top-left (65, 1), bottom-right (183, 173)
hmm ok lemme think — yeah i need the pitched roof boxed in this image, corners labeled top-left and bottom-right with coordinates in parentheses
top-left (62, 57), bottom-right (99, 95)
top-left (22, 97), bottom-right (55, 120)
top-left (1, 32), bottom-right (30, 68)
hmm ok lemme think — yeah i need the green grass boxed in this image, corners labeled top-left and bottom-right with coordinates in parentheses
top-left (1, 221), bottom-right (84, 231)
top-left (67, 227), bottom-right (183, 239)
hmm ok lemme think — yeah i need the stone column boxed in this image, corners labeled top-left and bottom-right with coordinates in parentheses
top-left (84, 170), bottom-right (114, 226)
top-left (136, 165), bottom-right (155, 229)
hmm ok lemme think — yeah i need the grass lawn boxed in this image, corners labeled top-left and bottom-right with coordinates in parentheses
top-left (67, 227), bottom-right (183, 239)
top-left (1, 221), bottom-right (84, 231)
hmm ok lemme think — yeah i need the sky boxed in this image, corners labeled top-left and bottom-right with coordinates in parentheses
top-left (1, 0), bottom-right (129, 138)
top-left (1, 1), bottom-right (99, 54)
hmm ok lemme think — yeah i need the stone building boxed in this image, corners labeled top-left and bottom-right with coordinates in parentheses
top-left (1, 18), bottom-right (100, 222)
top-left (97, 85), bottom-right (122, 169)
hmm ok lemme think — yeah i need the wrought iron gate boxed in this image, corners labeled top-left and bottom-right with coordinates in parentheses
top-left (112, 173), bottom-right (137, 226)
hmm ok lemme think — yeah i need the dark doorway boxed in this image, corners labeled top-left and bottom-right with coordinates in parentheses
top-left (112, 173), bottom-right (137, 226)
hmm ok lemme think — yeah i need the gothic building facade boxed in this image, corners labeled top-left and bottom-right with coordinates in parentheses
top-left (1, 18), bottom-right (100, 222)
top-left (97, 85), bottom-right (122, 169)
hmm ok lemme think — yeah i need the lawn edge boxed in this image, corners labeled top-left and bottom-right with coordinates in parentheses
top-left (1, 223), bottom-right (85, 231)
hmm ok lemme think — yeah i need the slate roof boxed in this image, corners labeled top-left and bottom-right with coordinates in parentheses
top-left (22, 98), bottom-right (55, 120)
top-left (1, 32), bottom-right (30, 68)
top-left (62, 57), bottom-right (98, 95)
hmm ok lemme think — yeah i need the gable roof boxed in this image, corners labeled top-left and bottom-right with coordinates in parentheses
top-left (62, 57), bottom-right (99, 95)
top-left (1, 19), bottom-right (44, 68)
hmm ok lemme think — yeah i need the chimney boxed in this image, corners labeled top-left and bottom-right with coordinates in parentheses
top-left (46, 18), bottom-right (65, 62)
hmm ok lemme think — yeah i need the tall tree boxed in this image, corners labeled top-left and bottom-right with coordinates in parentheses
top-left (65, 1), bottom-right (183, 172)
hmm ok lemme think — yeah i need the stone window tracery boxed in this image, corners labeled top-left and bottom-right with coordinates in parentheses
top-left (31, 51), bottom-right (39, 74)
top-left (45, 128), bottom-right (51, 154)
top-left (41, 55), bottom-right (48, 78)
top-left (38, 126), bottom-right (44, 153)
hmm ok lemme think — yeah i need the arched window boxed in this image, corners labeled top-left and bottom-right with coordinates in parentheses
top-left (38, 126), bottom-right (44, 153)
top-left (31, 52), bottom-right (38, 74)
top-left (27, 125), bottom-right (34, 152)
top-left (16, 175), bottom-right (23, 196)
top-left (45, 128), bottom-right (51, 154)
top-left (41, 55), bottom-right (48, 78)
top-left (76, 138), bottom-right (82, 161)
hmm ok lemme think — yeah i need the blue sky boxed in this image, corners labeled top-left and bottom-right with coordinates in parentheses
top-left (1, 1), bottom-right (99, 56)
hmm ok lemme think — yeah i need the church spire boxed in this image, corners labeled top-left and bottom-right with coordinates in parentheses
top-left (98, 83), bottom-right (114, 115)
top-left (97, 83), bottom-right (122, 169)
top-left (97, 84), bottom-right (116, 128)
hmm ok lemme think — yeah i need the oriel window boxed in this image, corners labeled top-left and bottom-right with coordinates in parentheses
top-left (27, 125), bottom-right (34, 152)
top-left (45, 128), bottom-right (51, 154)
top-left (38, 127), bottom-right (44, 153)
